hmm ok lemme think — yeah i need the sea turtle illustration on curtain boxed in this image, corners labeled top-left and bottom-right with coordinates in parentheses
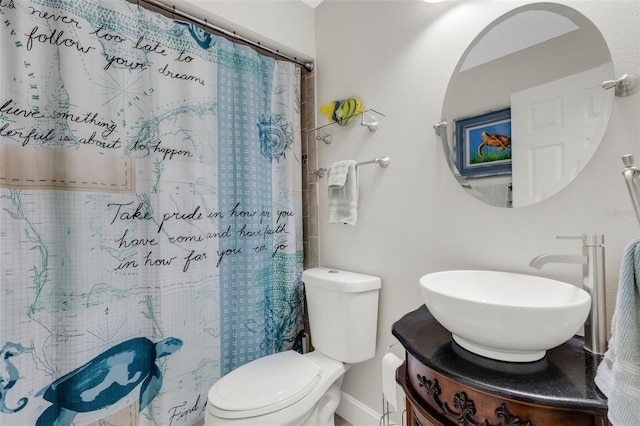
top-left (34, 337), bottom-right (182, 426)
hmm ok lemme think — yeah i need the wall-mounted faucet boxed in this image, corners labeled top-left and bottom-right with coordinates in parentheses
top-left (529, 234), bottom-right (607, 355)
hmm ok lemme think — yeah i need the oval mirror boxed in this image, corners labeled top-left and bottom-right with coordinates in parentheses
top-left (440, 3), bottom-right (615, 208)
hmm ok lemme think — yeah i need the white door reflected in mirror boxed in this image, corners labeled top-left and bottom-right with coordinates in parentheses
top-left (511, 64), bottom-right (613, 207)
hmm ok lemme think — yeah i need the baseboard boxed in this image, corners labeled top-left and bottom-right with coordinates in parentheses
top-left (336, 391), bottom-right (381, 426)
top-left (337, 390), bottom-right (408, 426)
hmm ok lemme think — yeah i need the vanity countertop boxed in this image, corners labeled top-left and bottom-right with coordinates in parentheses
top-left (392, 305), bottom-right (608, 415)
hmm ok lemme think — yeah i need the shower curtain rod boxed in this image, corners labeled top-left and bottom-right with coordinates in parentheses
top-left (135, 0), bottom-right (314, 71)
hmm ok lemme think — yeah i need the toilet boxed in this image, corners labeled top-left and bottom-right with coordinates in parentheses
top-left (205, 267), bottom-right (381, 426)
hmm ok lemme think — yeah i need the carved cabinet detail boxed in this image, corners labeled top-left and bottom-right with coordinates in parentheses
top-left (415, 374), bottom-right (530, 426)
top-left (397, 354), bottom-right (610, 426)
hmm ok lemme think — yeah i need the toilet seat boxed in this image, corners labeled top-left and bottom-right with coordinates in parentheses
top-left (208, 350), bottom-right (322, 419)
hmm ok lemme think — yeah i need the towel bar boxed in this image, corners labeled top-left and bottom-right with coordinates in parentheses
top-left (310, 156), bottom-right (390, 178)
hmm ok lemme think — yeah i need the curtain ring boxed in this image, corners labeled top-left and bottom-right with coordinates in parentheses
top-left (172, 5), bottom-right (175, 20)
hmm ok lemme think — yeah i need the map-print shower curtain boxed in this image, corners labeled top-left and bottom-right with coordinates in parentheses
top-left (0, 1), bottom-right (304, 425)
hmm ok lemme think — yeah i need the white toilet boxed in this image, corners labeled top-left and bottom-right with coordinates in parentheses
top-left (205, 267), bottom-right (381, 426)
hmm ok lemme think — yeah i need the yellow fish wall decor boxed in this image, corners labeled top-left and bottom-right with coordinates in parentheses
top-left (320, 97), bottom-right (363, 126)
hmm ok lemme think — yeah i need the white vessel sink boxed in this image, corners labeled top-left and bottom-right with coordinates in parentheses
top-left (419, 270), bottom-right (591, 362)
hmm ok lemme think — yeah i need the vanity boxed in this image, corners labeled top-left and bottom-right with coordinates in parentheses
top-left (393, 306), bottom-right (609, 426)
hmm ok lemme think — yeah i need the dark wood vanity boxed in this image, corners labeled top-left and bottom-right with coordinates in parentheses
top-left (393, 306), bottom-right (610, 426)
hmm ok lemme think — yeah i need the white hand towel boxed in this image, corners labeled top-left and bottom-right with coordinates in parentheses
top-left (595, 239), bottom-right (640, 425)
top-left (326, 160), bottom-right (351, 188)
top-left (327, 160), bottom-right (358, 226)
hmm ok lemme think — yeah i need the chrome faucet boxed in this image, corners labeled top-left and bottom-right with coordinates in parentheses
top-left (529, 234), bottom-right (607, 355)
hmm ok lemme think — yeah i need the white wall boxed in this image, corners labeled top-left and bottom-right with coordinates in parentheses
top-left (315, 0), bottom-right (640, 421)
top-left (168, 0), bottom-right (316, 60)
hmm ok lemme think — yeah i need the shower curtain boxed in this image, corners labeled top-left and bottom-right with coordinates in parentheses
top-left (0, 1), bottom-right (304, 425)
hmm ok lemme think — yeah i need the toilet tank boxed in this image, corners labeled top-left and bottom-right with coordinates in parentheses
top-left (302, 267), bottom-right (381, 364)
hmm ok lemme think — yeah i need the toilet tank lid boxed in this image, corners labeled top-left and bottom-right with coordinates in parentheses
top-left (302, 267), bottom-right (381, 292)
top-left (208, 350), bottom-right (321, 415)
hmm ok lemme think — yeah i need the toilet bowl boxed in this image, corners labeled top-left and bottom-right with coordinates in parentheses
top-left (205, 267), bottom-right (381, 426)
top-left (206, 351), bottom-right (346, 425)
